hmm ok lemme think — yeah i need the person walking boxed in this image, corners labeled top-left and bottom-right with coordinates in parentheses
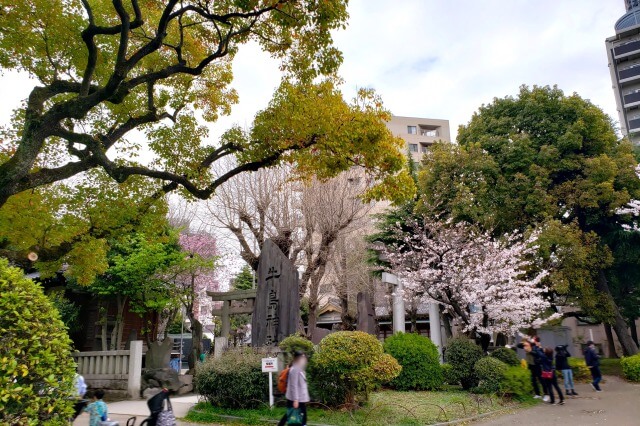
top-left (555, 345), bottom-right (578, 396)
top-left (540, 347), bottom-right (564, 405)
top-left (584, 340), bottom-right (602, 392)
top-left (278, 351), bottom-right (310, 426)
top-left (523, 340), bottom-right (543, 399)
top-left (83, 389), bottom-right (109, 426)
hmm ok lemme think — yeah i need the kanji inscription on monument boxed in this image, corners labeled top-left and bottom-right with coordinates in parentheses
top-left (252, 239), bottom-right (300, 347)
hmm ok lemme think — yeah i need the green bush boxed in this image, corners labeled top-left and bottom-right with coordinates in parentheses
top-left (279, 333), bottom-right (315, 365)
top-left (383, 333), bottom-right (442, 391)
top-left (444, 338), bottom-right (483, 389)
top-left (568, 357), bottom-right (591, 383)
top-left (0, 259), bottom-right (76, 425)
top-left (308, 331), bottom-right (401, 407)
top-left (474, 357), bottom-right (508, 393)
top-left (441, 363), bottom-right (457, 385)
top-left (500, 366), bottom-right (533, 400)
top-left (490, 347), bottom-right (520, 367)
top-left (195, 350), bottom-right (268, 408)
top-left (621, 354), bottom-right (640, 382)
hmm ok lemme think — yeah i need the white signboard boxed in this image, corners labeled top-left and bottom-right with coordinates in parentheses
top-left (261, 357), bottom-right (278, 408)
top-left (261, 357), bottom-right (278, 373)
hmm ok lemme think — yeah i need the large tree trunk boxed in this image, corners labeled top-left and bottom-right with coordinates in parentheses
top-left (603, 323), bottom-right (619, 358)
top-left (307, 300), bottom-right (319, 341)
top-left (630, 318), bottom-right (639, 347)
top-left (99, 300), bottom-right (109, 351)
top-left (596, 270), bottom-right (638, 355)
top-left (440, 307), bottom-right (453, 339)
top-left (188, 316), bottom-right (203, 373)
top-left (339, 293), bottom-right (354, 331)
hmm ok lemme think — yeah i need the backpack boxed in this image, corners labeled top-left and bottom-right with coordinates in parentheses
top-left (277, 367), bottom-right (290, 394)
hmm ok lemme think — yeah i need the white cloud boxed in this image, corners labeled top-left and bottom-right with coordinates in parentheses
top-left (0, 0), bottom-right (626, 142)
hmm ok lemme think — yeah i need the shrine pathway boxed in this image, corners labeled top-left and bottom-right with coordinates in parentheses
top-left (474, 376), bottom-right (640, 426)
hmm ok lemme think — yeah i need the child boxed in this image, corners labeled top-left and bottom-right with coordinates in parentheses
top-left (555, 345), bottom-right (578, 396)
top-left (84, 389), bottom-right (108, 426)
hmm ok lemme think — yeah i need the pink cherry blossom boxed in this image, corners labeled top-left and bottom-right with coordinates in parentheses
top-left (381, 218), bottom-right (553, 335)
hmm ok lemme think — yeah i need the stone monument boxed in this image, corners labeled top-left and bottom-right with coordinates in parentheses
top-left (356, 292), bottom-right (376, 335)
top-left (252, 239), bottom-right (300, 347)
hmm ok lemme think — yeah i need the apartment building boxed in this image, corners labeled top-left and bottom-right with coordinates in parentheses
top-left (386, 116), bottom-right (451, 161)
top-left (606, 0), bottom-right (640, 144)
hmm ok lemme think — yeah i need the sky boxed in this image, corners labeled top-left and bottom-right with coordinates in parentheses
top-left (0, 0), bottom-right (627, 143)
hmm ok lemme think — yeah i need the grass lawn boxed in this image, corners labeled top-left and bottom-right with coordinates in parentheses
top-left (185, 389), bottom-right (523, 425)
top-left (600, 358), bottom-right (623, 377)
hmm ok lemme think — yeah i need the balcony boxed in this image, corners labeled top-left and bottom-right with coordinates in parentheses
top-left (629, 117), bottom-right (640, 133)
top-left (420, 129), bottom-right (439, 137)
top-left (619, 65), bottom-right (640, 83)
top-left (614, 39), bottom-right (640, 58)
top-left (624, 90), bottom-right (640, 107)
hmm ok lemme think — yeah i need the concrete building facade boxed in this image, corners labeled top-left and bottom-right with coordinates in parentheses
top-left (606, 0), bottom-right (640, 145)
top-left (386, 115), bottom-right (451, 161)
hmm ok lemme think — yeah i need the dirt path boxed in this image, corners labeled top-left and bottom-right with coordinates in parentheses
top-left (474, 376), bottom-right (640, 426)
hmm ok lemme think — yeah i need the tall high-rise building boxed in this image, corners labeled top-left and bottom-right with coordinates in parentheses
top-left (606, 0), bottom-right (640, 144)
top-left (385, 116), bottom-right (451, 162)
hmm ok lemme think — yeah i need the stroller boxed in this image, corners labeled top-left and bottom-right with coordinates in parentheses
top-left (75, 389), bottom-right (174, 426)
top-left (135, 389), bottom-right (174, 426)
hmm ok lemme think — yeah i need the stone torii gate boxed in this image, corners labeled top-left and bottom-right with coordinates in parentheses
top-left (208, 289), bottom-right (257, 356)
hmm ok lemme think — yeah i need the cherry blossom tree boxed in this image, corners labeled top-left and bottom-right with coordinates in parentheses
top-left (167, 232), bottom-right (218, 371)
top-left (381, 217), bottom-right (552, 342)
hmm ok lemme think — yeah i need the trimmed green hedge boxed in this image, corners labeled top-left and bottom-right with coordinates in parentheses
top-left (500, 367), bottom-right (533, 400)
top-left (279, 333), bottom-right (315, 364)
top-left (490, 347), bottom-right (520, 367)
top-left (195, 350), bottom-right (268, 408)
top-left (475, 357), bottom-right (508, 393)
top-left (0, 259), bottom-right (76, 425)
top-left (445, 338), bottom-right (483, 389)
top-left (621, 354), bottom-right (640, 382)
top-left (308, 331), bottom-right (401, 407)
top-left (383, 333), bottom-right (442, 391)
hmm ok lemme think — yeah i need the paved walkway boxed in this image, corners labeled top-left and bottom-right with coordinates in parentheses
top-left (474, 376), bottom-right (640, 426)
top-left (73, 394), bottom-right (201, 426)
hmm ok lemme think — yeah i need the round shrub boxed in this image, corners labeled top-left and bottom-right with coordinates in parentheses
top-left (0, 259), bottom-right (76, 425)
top-left (620, 354), bottom-right (640, 382)
top-left (500, 366), bottom-right (533, 400)
top-left (441, 363), bottom-right (457, 385)
top-left (490, 347), bottom-right (520, 367)
top-left (279, 333), bottom-right (315, 364)
top-left (308, 331), bottom-right (401, 407)
top-left (195, 350), bottom-right (268, 408)
top-left (474, 357), bottom-right (508, 393)
top-left (383, 333), bottom-right (442, 390)
top-left (444, 338), bottom-right (483, 389)
top-left (567, 357), bottom-right (592, 383)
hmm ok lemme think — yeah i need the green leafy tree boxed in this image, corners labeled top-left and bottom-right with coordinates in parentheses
top-left (48, 290), bottom-right (82, 335)
top-left (232, 265), bottom-right (254, 290)
top-left (0, 0), bottom-right (413, 211)
top-left (0, 171), bottom-right (169, 285)
top-left (91, 229), bottom-right (183, 350)
top-left (0, 259), bottom-right (76, 425)
top-left (419, 86), bottom-right (640, 355)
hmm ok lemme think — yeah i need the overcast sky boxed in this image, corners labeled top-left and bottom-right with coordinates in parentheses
top-left (0, 0), bottom-right (626, 143)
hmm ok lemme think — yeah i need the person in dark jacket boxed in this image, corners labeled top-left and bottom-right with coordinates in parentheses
top-left (584, 340), bottom-right (602, 392)
top-left (555, 345), bottom-right (578, 396)
top-left (523, 339), bottom-right (543, 399)
top-left (540, 347), bottom-right (564, 405)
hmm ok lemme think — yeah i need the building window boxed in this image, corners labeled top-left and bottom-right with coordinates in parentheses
top-left (421, 145), bottom-right (428, 153)
top-left (409, 144), bottom-right (418, 152)
top-left (407, 126), bottom-right (417, 135)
